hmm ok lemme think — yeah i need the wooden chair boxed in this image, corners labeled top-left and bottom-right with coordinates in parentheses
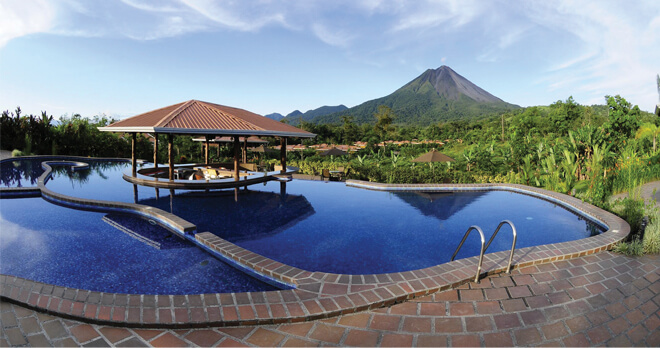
top-left (322, 169), bottom-right (331, 180)
top-left (240, 163), bottom-right (257, 171)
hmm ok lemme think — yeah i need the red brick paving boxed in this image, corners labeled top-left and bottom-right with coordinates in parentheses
top-left (1, 251), bottom-right (659, 346)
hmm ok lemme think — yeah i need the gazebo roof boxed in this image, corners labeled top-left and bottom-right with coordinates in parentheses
top-left (411, 149), bottom-right (455, 163)
top-left (98, 99), bottom-right (315, 138)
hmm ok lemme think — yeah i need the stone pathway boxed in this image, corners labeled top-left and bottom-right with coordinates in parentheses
top-left (611, 181), bottom-right (660, 204)
top-left (2, 251), bottom-right (659, 347)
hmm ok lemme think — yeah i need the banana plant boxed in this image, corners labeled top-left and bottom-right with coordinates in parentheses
top-left (536, 141), bottom-right (545, 163)
top-left (390, 150), bottom-right (400, 169)
top-left (463, 147), bottom-right (476, 172)
top-left (541, 148), bottom-right (561, 192)
top-left (560, 149), bottom-right (578, 194)
top-left (520, 155), bottom-right (535, 186)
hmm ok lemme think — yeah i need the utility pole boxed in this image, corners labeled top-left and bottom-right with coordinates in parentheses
top-left (656, 74), bottom-right (659, 116)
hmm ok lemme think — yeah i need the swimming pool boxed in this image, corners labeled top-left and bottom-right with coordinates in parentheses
top-left (0, 157), bottom-right (606, 294)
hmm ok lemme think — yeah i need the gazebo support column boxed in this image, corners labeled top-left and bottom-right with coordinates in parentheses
top-left (280, 137), bottom-right (287, 174)
top-left (242, 137), bottom-right (248, 163)
top-left (168, 134), bottom-right (174, 181)
top-left (153, 133), bottom-right (158, 169)
top-left (233, 136), bottom-right (240, 181)
top-left (205, 136), bottom-right (210, 165)
top-left (131, 133), bottom-right (137, 177)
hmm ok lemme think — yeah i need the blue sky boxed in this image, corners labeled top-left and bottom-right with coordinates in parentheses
top-left (1, 0), bottom-right (659, 120)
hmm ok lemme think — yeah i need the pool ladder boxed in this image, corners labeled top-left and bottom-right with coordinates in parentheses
top-left (450, 220), bottom-right (517, 283)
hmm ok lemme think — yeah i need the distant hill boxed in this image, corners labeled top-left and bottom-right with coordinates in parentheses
top-left (265, 105), bottom-right (349, 123)
top-left (299, 105), bottom-right (348, 119)
top-left (264, 112), bottom-right (284, 121)
top-left (287, 110), bottom-right (303, 118)
top-left (298, 66), bottom-right (519, 126)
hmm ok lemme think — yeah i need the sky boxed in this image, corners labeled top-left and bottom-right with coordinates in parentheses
top-left (1, 0), bottom-right (659, 121)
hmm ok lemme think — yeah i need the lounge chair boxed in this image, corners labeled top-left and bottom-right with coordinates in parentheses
top-left (335, 167), bottom-right (346, 181)
top-left (203, 168), bottom-right (220, 179)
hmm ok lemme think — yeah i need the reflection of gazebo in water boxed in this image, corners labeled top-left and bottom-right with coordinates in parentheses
top-left (139, 189), bottom-right (315, 242)
top-left (394, 191), bottom-right (485, 221)
top-left (98, 100), bottom-right (315, 188)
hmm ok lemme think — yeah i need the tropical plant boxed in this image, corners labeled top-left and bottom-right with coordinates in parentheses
top-left (520, 155), bottom-right (537, 186)
top-left (462, 147), bottom-right (476, 172)
top-left (643, 207), bottom-right (660, 254)
top-left (560, 149), bottom-right (578, 194)
top-left (636, 123), bottom-right (660, 153)
top-left (603, 95), bottom-right (641, 152)
top-left (373, 105), bottom-right (395, 141)
top-left (614, 239), bottom-right (644, 256)
top-left (390, 150), bottom-right (400, 168)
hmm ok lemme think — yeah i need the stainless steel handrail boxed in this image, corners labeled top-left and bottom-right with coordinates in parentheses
top-left (451, 220), bottom-right (518, 283)
top-left (451, 225), bottom-right (486, 283)
top-left (484, 220), bottom-right (517, 274)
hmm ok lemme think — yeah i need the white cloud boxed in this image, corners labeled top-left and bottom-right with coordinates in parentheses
top-left (312, 22), bottom-right (354, 48)
top-left (179, 0), bottom-right (288, 32)
top-left (390, 0), bottom-right (484, 32)
top-left (548, 51), bottom-right (598, 72)
top-left (119, 0), bottom-right (183, 13)
top-left (0, 0), bottom-right (56, 48)
top-left (0, 214), bottom-right (46, 255)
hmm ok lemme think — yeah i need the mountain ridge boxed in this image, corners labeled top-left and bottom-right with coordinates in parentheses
top-left (264, 112), bottom-right (284, 121)
top-left (265, 105), bottom-right (348, 122)
top-left (290, 66), bottom-right (519, 126)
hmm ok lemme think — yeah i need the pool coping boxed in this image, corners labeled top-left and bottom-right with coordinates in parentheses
top-left (123, 164), bottom-right (297, 190)
top-left (1, 172), bottom-right (630, 328)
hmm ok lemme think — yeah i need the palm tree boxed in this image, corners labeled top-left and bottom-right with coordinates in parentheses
top-left (636, 123), bottom-right (660, 153)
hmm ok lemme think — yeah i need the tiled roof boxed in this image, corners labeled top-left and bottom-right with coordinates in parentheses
top-left (99, 100), bottom-right (315, 138)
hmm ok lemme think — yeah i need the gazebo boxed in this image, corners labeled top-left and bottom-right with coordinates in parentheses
top-left (98, 100), bottom-right (315, 184)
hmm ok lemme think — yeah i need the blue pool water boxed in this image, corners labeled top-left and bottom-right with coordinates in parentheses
top-left (0, 197), bottom-right (278, 294)
top-left (0, 158), bottom-right (605, 293)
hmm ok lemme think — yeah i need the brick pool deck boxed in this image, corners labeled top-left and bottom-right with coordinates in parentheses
top-left (2, 251), bottom-right (659, 347)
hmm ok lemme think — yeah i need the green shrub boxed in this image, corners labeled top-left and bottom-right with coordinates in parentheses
top-left (11, 149), bottom-right (23, 157)
top-left (643, 209), bottom-right (660, 254)
top-left (614, 239), bottom-right (644, 256)
top-left (610, 197), bottom-right (646, 240)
